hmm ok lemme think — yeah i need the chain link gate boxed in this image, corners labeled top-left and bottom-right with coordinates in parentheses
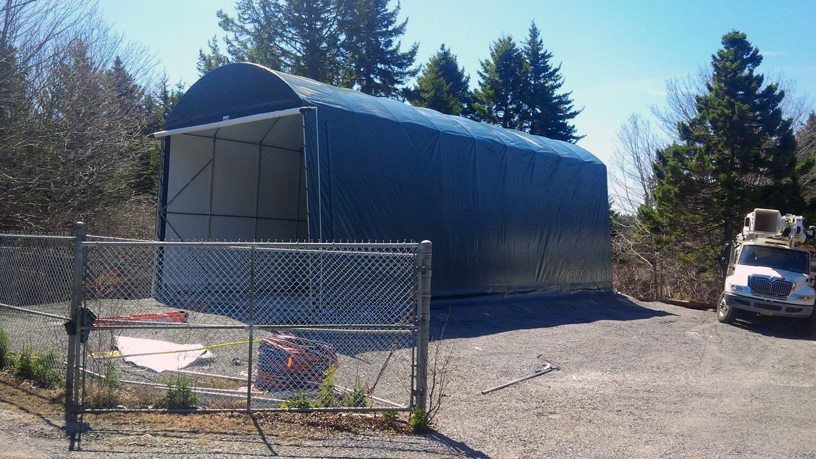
top-left (0, 223), bottom-right (430, 417)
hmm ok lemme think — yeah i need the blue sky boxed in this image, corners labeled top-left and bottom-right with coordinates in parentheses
top-left (99, 0), bottom-right (816, 165)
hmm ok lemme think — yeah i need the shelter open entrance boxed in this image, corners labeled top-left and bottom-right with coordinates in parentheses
top-left (153, 109), bottom-right (310, 242)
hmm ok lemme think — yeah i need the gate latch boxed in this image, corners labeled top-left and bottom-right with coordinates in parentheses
top-left (63, 307), bottom-right (97, 344)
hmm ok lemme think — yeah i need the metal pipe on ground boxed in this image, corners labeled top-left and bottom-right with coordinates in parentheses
top-left (480, 362), bottom-right (559, 395)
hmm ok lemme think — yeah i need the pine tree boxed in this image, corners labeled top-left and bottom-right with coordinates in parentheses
top-left (197, 37), bottom-right (231, 76)
top-left (407, 44), bottom-right (470, 115)
top-left (520, 22), bottom-right (581, 141)
top-left (140, 76), bottom-right (185, 193)
top-left (108, 56), bottom-right (144, 116)
top-left (106, 56), bottom-right (158, 195)
top-left (0, 43), bottom-right (26, 137)
top-left (201, 0), bottom-right (418, 92)
top-left (652, 31), bottom-right (799, 271)
top-left (472, 36), bottom-right (526, 129)
top-left (795, 112), bottom-right (816, 217)
top-left (277, 0), bottom-right (344, 82)
top-left (339, 0), bottom-right (417, 98)
top-left (207, 0), bottom-right (344, 84)
top-left (144, 75), bottom-right (185, 135)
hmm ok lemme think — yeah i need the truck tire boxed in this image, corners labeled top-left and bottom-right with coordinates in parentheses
top-left (717, 293), bottom-right (736, 324)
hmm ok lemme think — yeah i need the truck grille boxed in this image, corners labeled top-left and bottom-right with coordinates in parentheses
top-left (749, 276), bottom-right (793, 297)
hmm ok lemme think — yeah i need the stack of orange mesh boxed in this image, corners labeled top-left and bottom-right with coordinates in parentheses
top-left (255, 333), bottom-right (338, 391)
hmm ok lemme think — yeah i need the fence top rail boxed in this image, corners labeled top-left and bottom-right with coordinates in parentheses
top-left (86, 234), bottom-right (152, 242)
top-left (0, 233), bottom-right (74, 241)
top-left (81, 240), bottom-right (419, 249)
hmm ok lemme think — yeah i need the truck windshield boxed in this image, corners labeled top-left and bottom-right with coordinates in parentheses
top-left (737, 245), bottom-right (810, 274)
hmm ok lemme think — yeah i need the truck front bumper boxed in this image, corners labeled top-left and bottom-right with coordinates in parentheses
top-left (724, 293), bottom-right (814, 319)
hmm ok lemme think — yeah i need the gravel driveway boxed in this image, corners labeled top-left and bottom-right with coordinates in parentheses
top-left (3, 293), bottom-right (816, 457)
top-left (431, 294), bottom-right (816, 458)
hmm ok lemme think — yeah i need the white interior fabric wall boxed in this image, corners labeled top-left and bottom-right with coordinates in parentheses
top-left (163, 113), bottom-right (308, 243)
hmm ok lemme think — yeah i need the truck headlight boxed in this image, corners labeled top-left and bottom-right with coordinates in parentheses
top-left (729, 284), bottom-right (748, 293)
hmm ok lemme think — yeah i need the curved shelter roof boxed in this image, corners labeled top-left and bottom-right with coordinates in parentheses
top-left (168, 63), bottom-right (600, 166)
top-left (165, 63), bottom-right (611, 298)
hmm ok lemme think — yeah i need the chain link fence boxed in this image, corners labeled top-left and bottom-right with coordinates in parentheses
top-left (0, 224), bottom-right (431, 416)
top-left (0, 233), bottom-right (75, 390)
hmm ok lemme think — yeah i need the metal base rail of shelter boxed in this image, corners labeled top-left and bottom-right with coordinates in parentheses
top-left (0, 222), bottom-right (431, 418)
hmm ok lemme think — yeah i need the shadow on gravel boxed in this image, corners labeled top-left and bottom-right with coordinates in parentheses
top-left (0, 379), bottom-right (64, 431)
top-left (730, 313), bottom-right (815, 341)
top-left (430, 293), bottom-right (673, 340)
top-left (424, 430), bottom-right (491, 458)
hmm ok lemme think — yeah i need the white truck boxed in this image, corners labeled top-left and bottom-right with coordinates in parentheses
top-left (718, 208), bottom-right (816, 331)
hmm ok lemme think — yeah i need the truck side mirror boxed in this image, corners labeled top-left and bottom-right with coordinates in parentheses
top-left (719, 243), bottom-right (733, 269)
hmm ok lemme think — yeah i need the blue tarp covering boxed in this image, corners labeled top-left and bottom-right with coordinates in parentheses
top-left (166, 63), bottom-right (612, 298)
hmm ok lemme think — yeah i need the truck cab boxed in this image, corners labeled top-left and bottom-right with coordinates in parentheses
top-left (718, 208), bottom-right (816, 326)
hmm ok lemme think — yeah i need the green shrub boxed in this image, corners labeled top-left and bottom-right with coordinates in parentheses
top-left (318, 365), bottom-right (338, 407)
top-left (103, 363), bottom-right (120, 389)
top-left (382, 410), bottom-right (398, 422)
top-left (14, 345), bottom-right (35, 380)
top-left (0, 328), bottom-right (10, 369)
top-left (13, 347), bottom-right (63, 388)
top-left (342, 377), bottom-right (368, 408)
top-left (409, 407), bottom-right (429, 433)
top-left (32, 350), bottom-right (63, 388)
top-left (90, 364), bottom-right (120, 408)
top-left (283, 392), bottom-right (313, 410)
top-left (161, 376), bottom-right (198, 410)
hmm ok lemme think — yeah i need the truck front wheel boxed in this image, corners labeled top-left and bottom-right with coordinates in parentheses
top-left (717, 293), bottom-right (736, 324)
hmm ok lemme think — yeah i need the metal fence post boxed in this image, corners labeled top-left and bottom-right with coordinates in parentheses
top-left (415, 240), bottom-right (432, 413)
top-left (65, 221), bottom-right (85, 420)
top-left (246, 247), bottom-right (256, 412)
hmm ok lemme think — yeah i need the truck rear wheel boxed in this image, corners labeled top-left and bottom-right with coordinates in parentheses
top-left (717, 293), bottom-right (736, 324)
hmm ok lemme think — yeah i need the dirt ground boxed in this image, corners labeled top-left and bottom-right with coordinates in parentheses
top-left (3, 294), bottom-right (816, 458)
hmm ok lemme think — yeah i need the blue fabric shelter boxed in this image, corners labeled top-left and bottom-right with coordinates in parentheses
top-left (161, 63), bottom-right (612, 298)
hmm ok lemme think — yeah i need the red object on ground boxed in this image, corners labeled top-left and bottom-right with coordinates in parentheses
top-left (94, 310), bottom-right (189, 327)
top-left (255, 334), bottom-right (338, 391)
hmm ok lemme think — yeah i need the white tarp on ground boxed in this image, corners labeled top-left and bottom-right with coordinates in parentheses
top-left (114, 336), bottom-right (213, 373)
